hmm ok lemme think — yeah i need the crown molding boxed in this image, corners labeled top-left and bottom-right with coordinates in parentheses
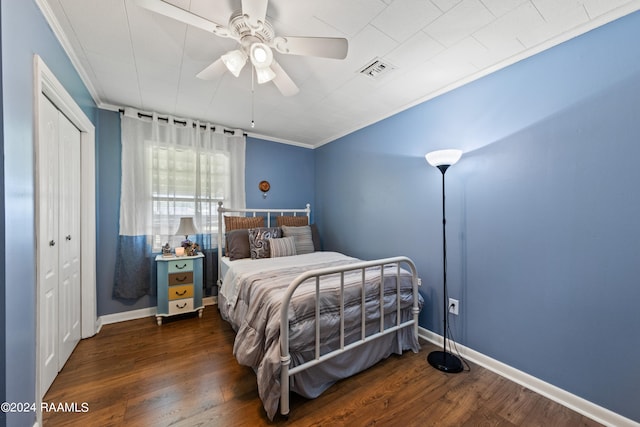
top-left (36, 0), bottom-right (103, 107)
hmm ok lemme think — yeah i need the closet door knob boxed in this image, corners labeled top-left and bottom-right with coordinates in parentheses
top-left (49, 240), bottom-right (56, 246)
top-left (66, 235), bottom-right (72, 240)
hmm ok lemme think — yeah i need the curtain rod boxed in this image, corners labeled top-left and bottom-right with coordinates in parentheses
top-left (118, 108), bottom-right (246, 136)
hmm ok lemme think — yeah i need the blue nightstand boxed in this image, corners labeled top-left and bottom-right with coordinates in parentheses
top-left (155, 253), bottom-right (204, 325)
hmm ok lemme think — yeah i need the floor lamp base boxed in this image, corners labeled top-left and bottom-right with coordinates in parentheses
top-left (427, 350), bottom-right (463, 373)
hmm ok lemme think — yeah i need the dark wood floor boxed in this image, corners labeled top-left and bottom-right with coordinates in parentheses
top-left (43, 306), bottom-right (601, 426)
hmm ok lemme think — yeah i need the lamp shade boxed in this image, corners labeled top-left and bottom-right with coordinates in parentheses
top-left (221, 49), bottom-right (248, 77)
top-left (175, 217), bottom-right (198, 238)
top-left (250, 43), bottom-right (273, 68)
top-left (425, 149), bottom-right (462, 167)
top-left (255, 66), bottom-right (276, 84)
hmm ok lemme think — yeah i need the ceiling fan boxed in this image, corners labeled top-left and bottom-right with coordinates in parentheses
top-left (135, 0), bottom-right (349, 96)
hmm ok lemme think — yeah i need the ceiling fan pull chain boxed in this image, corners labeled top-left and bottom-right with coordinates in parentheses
top-left (251, 70), bottom-right (256, 128)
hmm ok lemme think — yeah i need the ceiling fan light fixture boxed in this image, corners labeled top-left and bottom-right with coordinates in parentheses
top-left (250, 43), bottom-right (273, 68)
top-left (255, 66), bottom-right (276, 84)
top-left (221, 49), bottom-right (248, 77)
top-left (135, 0), bottom-right (348, 96)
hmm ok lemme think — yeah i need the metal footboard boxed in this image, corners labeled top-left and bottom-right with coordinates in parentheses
top-left (279, 256), bottom-right (420, 417)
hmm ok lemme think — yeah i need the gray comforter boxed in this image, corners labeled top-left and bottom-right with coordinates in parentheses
top-left (219, 252), bottom-right (422, 420)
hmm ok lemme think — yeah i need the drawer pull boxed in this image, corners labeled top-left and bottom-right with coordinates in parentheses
top-left (174, 290), bottom-right (187, 296)
top-left (173, 263), bottom-right (188, 270)
top-left (175, 302), bottom-right (187, 309)
top-left (175, 276), bottom-right (187, 282)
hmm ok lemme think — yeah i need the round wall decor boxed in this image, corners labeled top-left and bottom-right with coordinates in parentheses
top-left (259, 180), bottom-right (270, 192)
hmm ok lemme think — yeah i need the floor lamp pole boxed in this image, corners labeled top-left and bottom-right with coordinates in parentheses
top-left (426, 150), bottom-right (463, 374)
top-left (440, 165), bottom-right (451, 357)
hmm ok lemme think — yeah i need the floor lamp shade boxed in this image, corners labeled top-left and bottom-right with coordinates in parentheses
top-left (425, 149), bottom-right (464, 373)
top-left (425, 149), bottom-right (462, 168)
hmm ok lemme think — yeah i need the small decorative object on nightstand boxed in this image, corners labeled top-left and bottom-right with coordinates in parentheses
top-left (161, 242), bottom-right (172, 257)
top-left (155, 253), bottom-right (204, 325)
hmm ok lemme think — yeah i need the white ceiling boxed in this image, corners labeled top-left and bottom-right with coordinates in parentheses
top-left (39, 0), bottom-right (640, 148)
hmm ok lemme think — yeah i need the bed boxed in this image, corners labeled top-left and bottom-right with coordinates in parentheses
top-left (216, 202), bottom-right (423, 419)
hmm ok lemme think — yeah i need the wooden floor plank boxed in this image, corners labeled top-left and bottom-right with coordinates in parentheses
top-left (42, 306), bottom-right (602, 426)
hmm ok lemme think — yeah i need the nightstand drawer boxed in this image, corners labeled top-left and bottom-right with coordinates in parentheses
top-left (168, 284), bottom-right (194, 300)
top-left (169, 271), bottom-right (193, 286)
top-left (168, 298), bottom-right (194, 315)
top-left (168, 259), bottom-right (193, 273)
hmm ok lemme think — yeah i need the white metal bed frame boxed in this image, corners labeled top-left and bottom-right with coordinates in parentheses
top-left (217, 203), bottom-right (420, 418)
top-left (279, 257), bottom-right (420, 417)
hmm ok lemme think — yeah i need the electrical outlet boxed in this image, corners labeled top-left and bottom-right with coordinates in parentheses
top-left (449, 298), bottom-right (459, 315)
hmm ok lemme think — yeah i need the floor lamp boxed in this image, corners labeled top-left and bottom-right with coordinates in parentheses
top-left (425, 149), bottom-right (464, 373)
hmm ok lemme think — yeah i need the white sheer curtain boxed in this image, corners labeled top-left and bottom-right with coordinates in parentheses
top-left (114, 108), bottom-right (245, 299)
top-left (119, 108), bottom-right (245, 248)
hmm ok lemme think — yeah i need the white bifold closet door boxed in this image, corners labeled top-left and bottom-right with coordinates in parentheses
top-left (38, 93), bottom-right (81, 397)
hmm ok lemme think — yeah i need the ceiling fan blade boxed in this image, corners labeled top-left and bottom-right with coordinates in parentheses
top-left (196, 58), bottom-right (227, 80)
top-left (270, 61), bottom-right (299, 97)
top-left (241, 0), bottom-right (269, 28)
top-left (134, 0), bottom-right (230, 37)
top-left (272, 36), bottom-right (348, 59)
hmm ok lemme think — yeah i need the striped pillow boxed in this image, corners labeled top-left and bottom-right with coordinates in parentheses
top-left (269, 236), bottom-right (297, 258)
top-left (281, 225), bottom-right (314, 255)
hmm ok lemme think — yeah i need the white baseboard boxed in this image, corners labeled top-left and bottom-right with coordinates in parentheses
top-left (418, 327), bottom-right (639, 427)
top-left (94, 317), bottom-right (103, 334)
top-left (98, 296), bottom-right (218, 326)
top-left (100, 307), bottom-right (157, 325)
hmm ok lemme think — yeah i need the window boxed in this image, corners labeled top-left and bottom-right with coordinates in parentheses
top-left (150, 147), bottom-right (231, 250)
top-left (118, 110), bottom-right (246, 252)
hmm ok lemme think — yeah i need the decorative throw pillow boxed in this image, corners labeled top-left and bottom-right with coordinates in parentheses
top-left (224, 215), bottom-right (264, 231)
top-left (248, 227), bottom-right (282, 259)
top-left (224, 216), bottom-right (265, 256)
top-left (269, 236), bottom-right (297, 258)
top-left (226, 229), bottom-right (251, 260)
top-left (276, 215), bottom-right (309, 227)
top-left (281, 225), bottom-right (314, 255)
top-left (310, 223), bottom-right (321, 251)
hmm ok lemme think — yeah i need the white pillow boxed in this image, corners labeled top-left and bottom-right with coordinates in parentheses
top-left (269, 236), bottom-right (297, 258)
top-left (281, 225), bottom-right (314, 255)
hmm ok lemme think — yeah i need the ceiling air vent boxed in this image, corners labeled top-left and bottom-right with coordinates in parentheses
top-left (358, 57), bottom-right (396, 80)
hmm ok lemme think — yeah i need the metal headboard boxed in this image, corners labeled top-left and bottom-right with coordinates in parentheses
top-left (216, 201), bottom-right (311, 284)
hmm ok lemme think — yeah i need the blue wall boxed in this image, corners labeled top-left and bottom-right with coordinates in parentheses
top-left (1, 1), bottom-right (97, 425)
top-left (96, 126), bottom-right (316, 315)
top-left (316, 11), bottom-right (640, 422)
top-left (245, 137), bottom-right (315, 211)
